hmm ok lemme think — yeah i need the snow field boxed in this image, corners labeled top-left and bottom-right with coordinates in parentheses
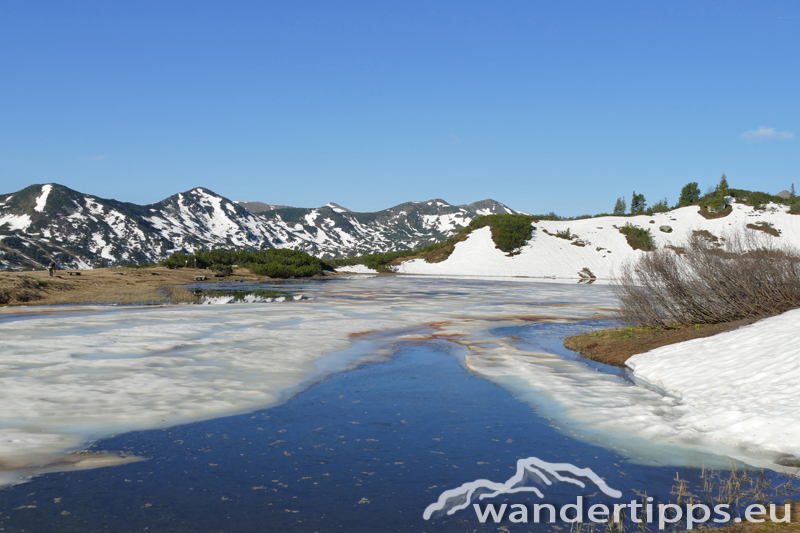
top-left (396, 203), bottom-right (800, 281)
top-left (627, 308), bottom-right (800, 461)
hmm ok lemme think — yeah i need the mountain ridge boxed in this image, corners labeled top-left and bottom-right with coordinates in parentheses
top-left (0, 183), bottom-right (521, 271)
top-left (235, 198), bottom-right (521, 216)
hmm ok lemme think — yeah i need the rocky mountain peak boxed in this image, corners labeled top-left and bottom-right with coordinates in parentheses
top-left (1, 183), bottom-right (523, 270)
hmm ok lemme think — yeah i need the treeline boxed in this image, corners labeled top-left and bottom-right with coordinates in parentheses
top-left (331, 177), bottom-right (800, 270)
top-left (162, 249), bottom-right (333, 278)
top-left (612, 175), bottom-right (800, 216)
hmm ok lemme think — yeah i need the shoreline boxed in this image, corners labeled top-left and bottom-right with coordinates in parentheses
top-left (3, 266), bottom-right (766, 374)
top-left (1, 266), bottom-right (606, 311)
top-left (563, 317), bottom-right (761, 367)
top-left (0, 266), bottom-right (331, 308)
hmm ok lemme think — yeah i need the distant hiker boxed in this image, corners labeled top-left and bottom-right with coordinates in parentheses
top-left (48, 261), bottom-right (56, 277)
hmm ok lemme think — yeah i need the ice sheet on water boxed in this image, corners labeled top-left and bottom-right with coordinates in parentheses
top-left (462, 321), bottom-right (800, 470)
top-left (0, 278), bottom-right (615, 485)
top-left (464, 346), bottom-right (751, 468)
top-left (2, 276), bottom-right (794, 487)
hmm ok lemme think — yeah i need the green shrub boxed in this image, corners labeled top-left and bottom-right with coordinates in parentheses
top-left (555, 228), bottom-right (572, 240)
top-left (331, 249), bottom-right (434, 272)
top-left (727, 189), bottom-right (785, 207)
top-left (701, 192), bottom-right (728, 211)
top-left (161, 249), bottom-right (332, 278)
top-left (619, 223), bottom-right (654, 251)
top-left (468, 214), bottom-right (536, 253)
top-left (245, 262), bottom-right (317, 278)
top-left (211, 264), bottom-right (234, 276)
top-left (163, 253), bottom-right (190, 269)
top-left (646, 198), bottom-right (670, 214)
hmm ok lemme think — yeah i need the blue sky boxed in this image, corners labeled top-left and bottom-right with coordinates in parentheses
top-left (1, 1), bottom-right (798, 215)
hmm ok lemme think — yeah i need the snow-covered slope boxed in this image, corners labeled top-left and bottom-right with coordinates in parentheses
top-left (0, 184), bottom-right (520, 270)
top-left (396, 203), bottom-right (800, 281)
top-left (627, 308), bottom-right (800, 463)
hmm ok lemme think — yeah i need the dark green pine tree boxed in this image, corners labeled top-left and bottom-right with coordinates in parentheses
top-left (718, 173), bottom-right (729, 194)
top-left (613, 196), bottom-right (627, 215)
top-left (678, 182), bottom-right (701, 207)
top-left (630, 191), bottom-right (647, 214)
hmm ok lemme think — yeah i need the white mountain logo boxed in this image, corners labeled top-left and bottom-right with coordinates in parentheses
top-left (423, 456), bottom-right (622, 520)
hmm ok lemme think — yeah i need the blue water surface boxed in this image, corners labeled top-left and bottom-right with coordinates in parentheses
top-left (0, 319), bottom-right (727, 533)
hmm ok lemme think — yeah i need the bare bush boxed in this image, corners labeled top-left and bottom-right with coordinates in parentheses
top-left (614, 230), bottom-right (800, 326)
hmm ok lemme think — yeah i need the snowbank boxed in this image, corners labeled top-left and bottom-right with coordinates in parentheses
top-left (627, 308), bottom-right (800, 461)
top-left (396, 203), bottom-right (800, 281)
top-left (335, 264), bottom-right (379, 274)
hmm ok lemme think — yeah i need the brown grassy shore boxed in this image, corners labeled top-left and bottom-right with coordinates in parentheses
top-left (563, 317), bottom-right (760, 367)
top-left (0, 266), bottom-right (280, 308)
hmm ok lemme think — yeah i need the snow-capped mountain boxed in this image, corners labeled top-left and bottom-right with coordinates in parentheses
top-left (0, 183), bottom-right (521, 270)
top-left (248, 197), bottom-right (521, 258)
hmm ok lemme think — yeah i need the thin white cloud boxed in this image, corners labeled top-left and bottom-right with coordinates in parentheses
top-left (741, 127), bottom-right (795, 142)
top-left (450, 134), bottom-right (462, 145)
top-left (78, 155), bottom-right (110, 161)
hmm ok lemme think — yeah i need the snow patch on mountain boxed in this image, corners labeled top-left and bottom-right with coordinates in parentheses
top-left (34, 185), bottom-right (52, 212)
top-left (0, 214), bottom-right (32, 232)
top-left (324, 202), bottom-right (350, 214)
top-left (304, 211), bottom-right (320, 226)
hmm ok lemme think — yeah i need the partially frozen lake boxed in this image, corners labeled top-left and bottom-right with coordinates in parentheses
top-left (0, 276), bottom-right (793, 530)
